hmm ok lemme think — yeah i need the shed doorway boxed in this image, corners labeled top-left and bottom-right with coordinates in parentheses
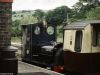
top-left (75, 31), bottom-right (83, 52)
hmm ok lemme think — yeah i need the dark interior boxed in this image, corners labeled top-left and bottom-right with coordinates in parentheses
top-left (74, 31), bottom-right (83, 52)
top-left (92, 23), bottom-right (100, 46)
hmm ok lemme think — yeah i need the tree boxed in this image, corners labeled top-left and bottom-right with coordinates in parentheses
top-left (79, 0), bottom-right (100, 11)
top-left (72, 2), bottom-right (86, 19)
top-left (11, 20), bottom-right (21, 37)
top-left (79, 0), bottom-right (100, 6)
top-left (33, 9), bottom-right (45, 22)
top-left (46, 6), bottom-right (71, 25)
top-left (72, 0), bottom-right (100, 20)
top-left (12, 11), bottom-right (16, 14)
top-left (86, 7), bottom-right (100, 20)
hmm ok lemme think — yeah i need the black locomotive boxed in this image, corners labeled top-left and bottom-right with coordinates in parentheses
top-left (21, 22), bottom-right (64, 73)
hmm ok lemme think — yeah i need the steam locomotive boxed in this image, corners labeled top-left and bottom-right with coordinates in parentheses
top-left (22, 20), bottom-right (100, 75)
top-left (21, 23), bottom-right (64, 73)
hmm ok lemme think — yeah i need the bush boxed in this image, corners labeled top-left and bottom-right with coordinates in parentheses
top-left (11, 20), bottom-right (22, 37)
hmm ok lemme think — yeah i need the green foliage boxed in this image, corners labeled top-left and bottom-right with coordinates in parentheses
top-left (86, 7), bottom-right (100, 20)
top-left (46, 6), bottom-right (71, 25)
top-left (12, 20), bottom-right (21, 37)
top-left (20, 15), bottom-right (37, 25)
top-left (12, 11), bottom-right (16, 14)
top-left (72, 2), bottom-right (90, 19)
top-left (11, 37), bottom-right (21, 43)
top-left (33, 9), bottom-right (45, 22)
top-left (57, 26), bottom-right (63, 42)
top-left (71, 0), bottom-right (100, 21)
top-left (79, 0), bottom-right (100, 6)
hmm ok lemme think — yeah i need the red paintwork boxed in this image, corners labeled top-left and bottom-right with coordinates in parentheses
top-left (0, 0), bottom-right (13, 2)
top-left (53, 66), bottom-right (64, 73)
top-left (63, 50), bottom-right (100, 74)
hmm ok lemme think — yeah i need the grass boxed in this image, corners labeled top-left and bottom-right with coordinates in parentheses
top-left (11, 37), bottom-right (21, 43)
top-left (57, 37), bottom-right (63, 42)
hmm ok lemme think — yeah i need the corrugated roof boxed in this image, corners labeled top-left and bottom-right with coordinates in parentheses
top-left (64, 20), bottom-right (100, 30)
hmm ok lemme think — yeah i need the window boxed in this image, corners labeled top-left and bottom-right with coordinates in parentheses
top-left (93, 25), bottom-right (100, 46)
top-left (34, 26), bottom-right (40, 35)
top-left (74, 31), bottom-right (83, 52)
top-left (97, 31), bottom-right (100, 45)
top-left (47, 26), bottom-right (54, 35)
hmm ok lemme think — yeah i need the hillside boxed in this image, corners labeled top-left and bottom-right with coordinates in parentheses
top-left (12, 10), bottom-right (38, 24)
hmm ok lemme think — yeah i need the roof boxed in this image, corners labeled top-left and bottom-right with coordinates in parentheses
top-left (64, 20), bottom-right (100, 30)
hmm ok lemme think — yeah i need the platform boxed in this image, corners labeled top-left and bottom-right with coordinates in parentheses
top-left (18, 61), bottom-right (62, 75)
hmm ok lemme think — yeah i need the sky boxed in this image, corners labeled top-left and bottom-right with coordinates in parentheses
top-left (12, 0), bottom-right (79, 11)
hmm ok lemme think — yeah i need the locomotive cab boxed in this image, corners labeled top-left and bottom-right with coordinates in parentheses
top-left (63, 20), bottom-right (100, 75)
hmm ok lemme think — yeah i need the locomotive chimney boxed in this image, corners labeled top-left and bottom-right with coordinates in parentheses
top-left (0, 0), bottom-right (18, 75)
